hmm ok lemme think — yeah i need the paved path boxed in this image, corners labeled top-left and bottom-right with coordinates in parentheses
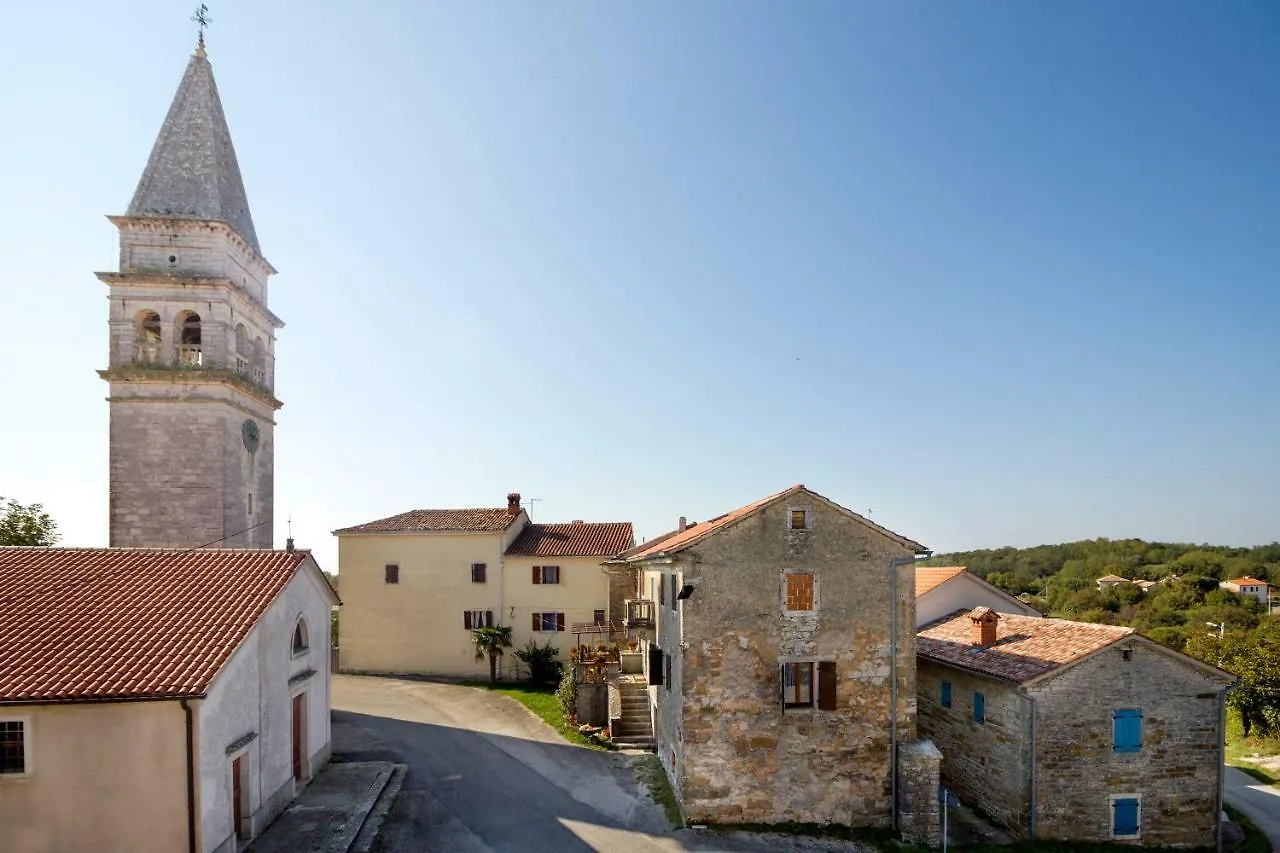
top-left (1226, 766), bottom-right (1280, 851)
top-left (332, 674), bottom-right (876, 853)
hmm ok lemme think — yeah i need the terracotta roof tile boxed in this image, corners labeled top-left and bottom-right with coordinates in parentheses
top-left (1096, 574), bottom-right (1129, 583)
top-left (334, 508), bottom-right (520, 534)
top-left (917, 610), bottom-right (1132, 684)
top-left (505, 523), bottom-right (634, 558)
top-left (915, 566), bottom-right (968, 596)
top-left (0, 547), bottom-right (312, 703)
top-left (1228, 577), bottom-right (1268, 586)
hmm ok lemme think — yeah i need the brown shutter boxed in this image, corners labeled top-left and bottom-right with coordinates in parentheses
top-left (818, 661), bottom-right (837, 711)
top-left (464, 611), bottom-right (472, 630)
top-left (649, 645), bottom-right (664, 685)
top-left (532, 613), bottom-right (540, 632)
top-left (532, 566), bottom-right (541, 584)
top-left (556, 613), bottom-right (565, 632)
top-left (485, 610), bottom-right (493, 627)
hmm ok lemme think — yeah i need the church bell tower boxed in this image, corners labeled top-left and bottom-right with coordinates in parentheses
top-left (99, 39), bottom-right (281, 549)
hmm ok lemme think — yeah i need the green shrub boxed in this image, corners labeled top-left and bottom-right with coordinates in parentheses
top-left (514, 639), bottom-right (562, 684)
top-left (556, 659), bottom-right (579, 722)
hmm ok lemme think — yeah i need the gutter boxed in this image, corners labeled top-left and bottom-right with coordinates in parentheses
top-left (180, 698), bottom-right (197, 853)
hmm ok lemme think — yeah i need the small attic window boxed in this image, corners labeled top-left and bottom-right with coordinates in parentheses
top-left (1122, 649), bottom-right (1133, 662)
top-left (790, 509), bottom-right (808, 530)
top-left (292, 619), bottom-right (309, 655)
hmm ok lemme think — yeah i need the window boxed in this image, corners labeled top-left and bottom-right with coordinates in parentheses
top-left (665, 652), bottom-right (672, 691)
top-left (0, 721), bottom-right (26, 775)
top-left (1112, 796), bottom-right (1140, 838)
top-left (133, 310), bottom-right (162, 363)
top-left (532, 612), bottom-right (565, 632)
top-left (1122, 649), bottom-right (1133, 662)
top-left (649, 645), bottom-right (664, 686)
top-left (384, 564), bottom-right (399, 584)
top-left (941, 680), bottom-right (952, 709)
top-left (471, 563), bottom-right (486, 583)
top-left (781, 661), bottom-right (837, 710)
top-left (659, 574), bottom-right (666, 606)
top-left (973, 691), bottom-right (985, 723)
top-left (594, 609), bottom-right (606, 624)
top-left (532, 565), bottom-right (560, 585)
top-left (177, 311), bottom-right (202, 365)
top-left (785, 573), bottom-right (814, 611)
top-left (464, 610), bottom-right (493, 629)
top-left (669, 574), bottom-right (678, 611)
top-left (292, 619), bottom-right (309, 655)
top-left (1113, 709), bottom-right (1143, 753)
top-left (790, 509), bottom-right (808, 530)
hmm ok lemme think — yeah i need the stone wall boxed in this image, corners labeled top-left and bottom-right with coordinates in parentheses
top-left (897, 740), bottom-right (942, 846)
top-left (1030, 638), bottom-right (1227, 846)
top-left (917, 661), bottom-right (1032, 835)
top-left (659, 496), bottom-right (920, 827)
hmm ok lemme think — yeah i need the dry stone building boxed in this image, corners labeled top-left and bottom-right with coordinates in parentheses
top-left (917, 608), bottom-right (1234, 846)
top-left (622, 485), bottom-right (940, 844)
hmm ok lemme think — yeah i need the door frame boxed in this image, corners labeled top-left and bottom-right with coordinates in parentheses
top-left (228, 746), bottom-right (251, 841)
top-left (290, 688), bottom-right (308, 785)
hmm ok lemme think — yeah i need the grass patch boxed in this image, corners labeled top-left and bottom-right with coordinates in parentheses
top-left (1232, 763), bottom-right (1280, 786)
top-left (1224, 709), bottom-right (1280, 764)
top-left (1225, 804), bottom-right (1270, 853)
top-left (637, 756), bottom-right (682, 829)
top-left (460, 680), bottom-right (607, 750)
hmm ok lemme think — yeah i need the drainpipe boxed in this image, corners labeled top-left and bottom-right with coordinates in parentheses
top-left (889, 553), bottom-right (924, 833)
top-left (180, 698), bottom-right (197, 853)
top-left (1217, 686), bottom-right (1228, 853)
top-left (1028, 692), bottom-right (1037, 841)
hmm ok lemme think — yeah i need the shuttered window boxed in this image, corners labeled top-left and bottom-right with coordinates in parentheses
top-left (941, 680), bottom-right (952, 709)
top-left (817, 661), bottom-right (837, 711)
top-left (471, 563), bottom-right (486, 583)
top-left (463, 610), bottom-right (493, 630)
top-left (531, 612), bottom-right (565, 632)
top-left (649, 645), bottom-right (664, 686)
top-left (384, 564), bottom-right (399, 584)
top-left (786, 573), bottom-right (814, 611)
top-left (973, 692), bottom-right (985, 723)
top-left (532, 566), bottom-right (560, 585)
top-left (1113, 709), bottom-right (1143, 753)
top-left (1112, 797), bottom-right (1139, 837)
top-left (669, 575), bottom-right (678, 610)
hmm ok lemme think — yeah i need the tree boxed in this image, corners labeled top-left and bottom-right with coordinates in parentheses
top-left (0, 496), bottom-right (58, 546)
top-left (514, 639), bottom-right (562, 684)
top-left (1187, 629), bottom-right (1280, 737)
top-left (471, 625), bottom-right (513, 683)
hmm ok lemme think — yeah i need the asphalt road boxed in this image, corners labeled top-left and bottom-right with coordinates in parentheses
top-left (1225, 766), bottom-right (1280, 851)
top-left (332, 675), bottom-right (877, 853)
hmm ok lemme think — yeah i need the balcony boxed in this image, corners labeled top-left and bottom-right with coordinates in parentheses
top-left (623, 599), bottom-right (654, 629)
top-left (176, 345), bottom-right (202, 366)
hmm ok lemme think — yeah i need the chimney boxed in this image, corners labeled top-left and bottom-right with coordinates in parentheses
top-left (969, 607), bottom-right (1000, 648)
top-left (285, 537), bottom-right (295, 554)
top-left (507, 492), bottom-right (521, 514)
top-left (571, 519), bottom-right (584, 524)
top-left (678, 516), bottom-right (687, 532)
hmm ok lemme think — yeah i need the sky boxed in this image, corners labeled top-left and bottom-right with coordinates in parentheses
top-left (0, 1), bottom-right (1277, 572)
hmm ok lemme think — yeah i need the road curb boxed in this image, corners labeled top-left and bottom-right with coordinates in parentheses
top-left (351, 764), bottom-right (408, 853)
top-left (325, 762), bottom-right (397, 853)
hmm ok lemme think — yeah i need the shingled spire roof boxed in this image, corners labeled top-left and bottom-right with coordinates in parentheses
top-left (127, 44), bottom-right (261, 254)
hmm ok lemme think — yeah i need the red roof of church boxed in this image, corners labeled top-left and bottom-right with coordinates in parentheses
top-left (0, 547), bottom-right (322, 704)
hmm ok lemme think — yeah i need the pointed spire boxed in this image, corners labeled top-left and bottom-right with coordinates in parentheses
top-left (127, 46), bottom-right (262, 254)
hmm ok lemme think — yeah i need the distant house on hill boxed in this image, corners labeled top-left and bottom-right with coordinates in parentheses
top-left (1221, 577), bottom-right (1269, 606)
top-left (915, 566), bottom-right (1040, 627)
top-left (917, 608), bottom-right (1234, 846)
top-left (1095, 574), bottom-right (1129, 592)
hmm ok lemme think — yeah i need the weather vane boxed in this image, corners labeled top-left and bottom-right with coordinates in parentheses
top-left (191, 3), bottom-right (212, 48)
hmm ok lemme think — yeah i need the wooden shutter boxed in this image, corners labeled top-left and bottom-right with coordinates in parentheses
top-left (532, 566), bottom-right (541, 584)
top-left (464, 611), bottom-right (472, 630)
top-left (1114, 709), bottom-right (1142, 752)
top-left (941, 680), bottom-right (952, 708)
top-left (817, 661), bottom-right (837, 710)
top-left (385, 564), bottom-right (398, 584)
top-left (532, 613), bottom-right (540, 632)
top-left (659, 576), bottom-right (665, 605)
top-left (485, 610), bottom-right (493, 627)
top-left (1113, 798), bottom-right (1139, 836)
top-left (556, 613), bottom-right (565, 632)
top-left (974, 692), bottom-right (985, 723)
top-left (649, 645), bottom-right (664, 685)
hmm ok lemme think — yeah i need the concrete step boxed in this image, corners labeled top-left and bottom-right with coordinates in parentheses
top-left (613, 740), bottom-right (655, 751)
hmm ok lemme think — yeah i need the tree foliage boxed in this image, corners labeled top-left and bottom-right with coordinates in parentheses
top-left (0, 496), bottom-right (59, 546)
top-left (514, 639), bottom-right (562, 684)
top-left (470, 625), bottom-right (513, 683)
top-left (1187, 627), bottom-right (1280, 737)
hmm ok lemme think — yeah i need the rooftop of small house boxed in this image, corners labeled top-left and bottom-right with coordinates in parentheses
top-left (1096, 574), bottom-right (1130, 583)
top-left (1227, 577), bottom-right (1268, 587)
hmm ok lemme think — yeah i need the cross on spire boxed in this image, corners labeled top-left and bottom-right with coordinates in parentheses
top-left (191, 4), bottom-right (212, 51)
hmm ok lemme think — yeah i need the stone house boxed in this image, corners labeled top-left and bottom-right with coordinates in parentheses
top-left (335, 493), bottom-right (633, 676)
top-left (917, 608), bottom-right (1234, 846)
top-left (0, 546), bottom-right (339, 853)
top-left (621, 484), bottom-right (940, 843)
top-left (915, 566), bottom-right (1040, 627)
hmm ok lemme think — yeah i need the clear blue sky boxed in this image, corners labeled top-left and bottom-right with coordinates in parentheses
top-left (1, 1), bottom-right (1276, 571)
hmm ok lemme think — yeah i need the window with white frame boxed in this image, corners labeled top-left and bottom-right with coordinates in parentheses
top-left (532, 612), bottom-right (565, 632)
top-left (0, 720), bottom-right (29, 775)
top-left (1111, 794), bottom-right (1141, 838)
top-left (463, 610), bottom-right (493, 629)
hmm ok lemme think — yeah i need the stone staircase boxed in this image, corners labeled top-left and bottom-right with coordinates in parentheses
top-left (612, 678), bottom-right (654, 751)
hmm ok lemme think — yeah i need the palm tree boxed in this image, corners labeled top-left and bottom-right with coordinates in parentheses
top-left (471, 625), bottom-right (513, 683)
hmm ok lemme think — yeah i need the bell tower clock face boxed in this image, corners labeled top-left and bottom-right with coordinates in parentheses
top-left (241, 419), bottom-right (261, 453)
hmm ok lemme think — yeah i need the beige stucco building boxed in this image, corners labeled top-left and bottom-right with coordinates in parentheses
top-left (335, 493), bottom-right (633, 677)
top-left (0, 547), bottom-right (339, 853)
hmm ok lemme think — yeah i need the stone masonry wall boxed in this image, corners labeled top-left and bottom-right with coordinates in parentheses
top-left (671, 497), bottom-right (919, 827)
top-left (897, 740), bottom-right (942, 846)
top-left (917, 661), bottom-right (1032, 836)
top-left (1031, 638), bottom-right (1226, 846)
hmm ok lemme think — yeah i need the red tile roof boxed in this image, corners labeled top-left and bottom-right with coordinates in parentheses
top-left (625, 485), bottom-right (927, 561)
top-left (505, 522), bottom-right (634, 558)
top-left (0, 547), bottom-right (316, 704)
top-left (334, 508), bottom-right (521, 534)
top-left (917, 609), bottom-right (1133, 684)
top-left (916, 566), bottom-right (968, 596)
top-left (1228, 577), bottom-right (1268, 586)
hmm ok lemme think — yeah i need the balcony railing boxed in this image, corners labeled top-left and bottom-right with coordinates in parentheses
top-left (176, 345), bottom-right (202, 366)
top-left (624, 599), bottom-right (654, 629)
top-left (235, 355), bottom-right (249, 374)
top-left (133, 342), bottom-right (162, 364)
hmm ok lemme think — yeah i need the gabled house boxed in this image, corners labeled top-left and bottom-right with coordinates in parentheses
top-left (915, 566), bottom-right (1040, 627)
top-left (0, 546), bottom-right (339, 853)
top-left (1221, 577), bottom-right (1269, 606)
top-left (917, 608), bottom-right (1234, 846)
top-left (335, 493), bottom-right (632, 676)
top-left (621, 485), bottom-right (940, 843)
top-left (1096, 574), bottom-right (1130, 592)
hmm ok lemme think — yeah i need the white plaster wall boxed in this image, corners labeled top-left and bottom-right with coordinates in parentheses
top-left (197, 556), bottom-right (334, 852)
top-left (917, 575), bottom-right (1041, 627)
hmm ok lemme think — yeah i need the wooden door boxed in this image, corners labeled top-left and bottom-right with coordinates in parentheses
top-left (292, 693), bottom-right (303, 781)
top-left (231, 756), bottom-right (244, 839)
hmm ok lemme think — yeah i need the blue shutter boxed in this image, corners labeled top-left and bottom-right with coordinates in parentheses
top-left (941, 681), bottom-right (952, 709)
top-left (1114, 709), bottom-right (1142, 753)
top-left (974, 692), bottom-right (985, 723)
top-left (1113, 798), bottom-right (1139, 836)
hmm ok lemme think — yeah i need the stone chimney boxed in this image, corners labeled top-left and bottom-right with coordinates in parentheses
top-left (678, 516), bottom-right (687, 532)
top-left (507, 492), bottom-right (521, 514)
top-left (969, 607), bottom-right (1000, 648)
top-left (285, 537), bottom-right (295, 554)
